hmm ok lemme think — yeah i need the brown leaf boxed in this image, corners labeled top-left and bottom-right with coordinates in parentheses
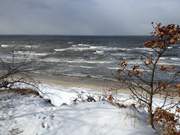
top-left (175, 83), bottom-right (180, 90)
top-left (120, 60), bottom-right (128, 67)
top-left (160, 65), bottom-right (175, 72)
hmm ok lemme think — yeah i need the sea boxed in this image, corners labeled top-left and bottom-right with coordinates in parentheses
top-left (0, 35), bottom-right (180, 81)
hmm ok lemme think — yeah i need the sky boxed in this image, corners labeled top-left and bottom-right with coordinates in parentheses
top-left (0, 0), bottom-right (180, 35)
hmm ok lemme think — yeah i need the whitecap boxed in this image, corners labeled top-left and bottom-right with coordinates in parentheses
top-left (24, 45), bottom-right (32, 48)
top-left (160, 57), bottom-right (168, 60)
top-left (24, 45), bottom-right (39, 48)
top-left (55, 45), bottom-right (98, 52)
top-left (160, 57), bottom-right (180, 61)
top-left (134, 47), bottom-right (153, 51)
top-left (77, 43), bottom-right (90, 47)
top-left (41, 58), bottom-right (60, 63)
top-left (94, 50), bottom-right (104, 55)
top-left (79, 66), bottom-right (95, 69)
top-left (127, 60), bottom-right (144, 65)
top-left (101, 47), bottom-right (130, 51)
top-left (170, 57), bottom-right (180, 61)
top-left (168, 46), bottom-right (173, 49)
top-left (1, 44), bottom-right (11, 48)
top-left (54, 48), bottom-right (69, 52)
top-left (73, 47), bottom-right (95, 51)
top-left (63, 73), bottom-right (88, 78)
top-left (54, 46), bottom-right (154, 53)
top-left (41, 58), bottom-right (112, 64)
top-left (158, 62), bottom-right (180, 66)
top-left (14, 51), bottom-right (49, 57)
top-left (54, 46), bottom-right (130, 52)
top-left (111, 53), bottom-right (127, 56)
top-left (67, 41), bottom-right (73, 44)
top-left (62, 73), bottom-right (112, 80)
top-left (107, 67), bottom-right (119, 70)
top-left (65, 59), bottom-right (112, 64)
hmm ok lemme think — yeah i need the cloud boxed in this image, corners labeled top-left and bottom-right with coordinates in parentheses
top-left (0, 0), bottom-right (180, 35)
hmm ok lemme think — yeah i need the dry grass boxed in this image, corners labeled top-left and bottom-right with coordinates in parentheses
top-left (0, 88), bottom-right (40, 96)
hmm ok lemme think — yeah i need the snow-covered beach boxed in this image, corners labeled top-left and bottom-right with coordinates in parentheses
top-left (0, 78), bottom-right (179, 135)
top-left (0, 82), bottom-right (155, 135)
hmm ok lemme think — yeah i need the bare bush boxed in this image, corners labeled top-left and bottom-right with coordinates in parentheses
top-left (0, 47), bottom-right (39, 91)
top-left (117, 23), bottom-right (180, 128)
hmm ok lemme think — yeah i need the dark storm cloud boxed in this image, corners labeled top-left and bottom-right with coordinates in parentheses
top-left (0, 0), bottom-right (180, 35)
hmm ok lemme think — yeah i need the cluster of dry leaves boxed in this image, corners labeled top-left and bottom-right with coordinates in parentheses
top-left (144, 23), bottom-right (180, 48)
top-left (154, 107), bottom-right (180, 135)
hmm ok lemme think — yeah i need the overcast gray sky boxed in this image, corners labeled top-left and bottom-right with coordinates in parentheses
top-left (0, 0), bottom-right (179, 35)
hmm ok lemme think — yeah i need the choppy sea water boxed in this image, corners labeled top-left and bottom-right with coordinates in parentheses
top-left (0, 35), bottom-right (180, 81)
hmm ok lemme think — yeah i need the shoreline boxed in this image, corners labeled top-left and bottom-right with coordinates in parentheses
top-left (32, 73), bottom-right (130, 94)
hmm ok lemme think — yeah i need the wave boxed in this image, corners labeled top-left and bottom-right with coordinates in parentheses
top-left (67, 41), bottom-right (73, 44)
top-left (68, 65), bottom-right (95, 69)
top-left (73, 44), bottom-right (90, 47)
top-left (158, 62), bottom-right (180, 66)
top-left (79, 66), bottom-right (95, 69)
top-left (54, 46), bottom-right (119, 52)
top-left (134, 47), bottom-right (153, 51)
top-left (1, 44), bottom-right (14, 48)
top-left (54, 48), bottom-right (69, 52)
top-left (160, 57), bottom-right (180, 61)
top-left (65, 59), bottom-right (112, 64)
top-left (94, 50), bottom-right (104, 55)
top-left (126, 60), bottom-right (144, 65)
top-left (41, 57), bottom-right (60, 63)
top-left (167, 46), bottom-right (173, 49)
top-left (62, 73), bottom-right (116, 81)
top-left (1, 44), bottom-right (39, 49)
top-left (41, 58), bottom-right (112, 64)
top-left (107, 66), bottom-right (151, 72)
top-left (55, 46), bottom-right (99, 52)
top-left (107, 67), bottom-right (119, 70)
top-left (127, 58), bottom-right (180, 66)
top-left (54, 44), bottom-right (154, 53)
top-left (111, 53), bottom-right (128, 56)
top-left (14, 51), bottom-right (50, 57)
top-left (160, 57), bottom-right (167, 60)
top-left (54, 44), bottom-right (93, 52)
top-left (62, 73), bottom-right (90, 78)
top-left (170, 57), bottom-right (180, 61)
top-left (24, 45), bottom-right (39, 48)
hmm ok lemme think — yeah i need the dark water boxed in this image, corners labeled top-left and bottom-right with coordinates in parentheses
top-left (0, 35), bottom-right (180, 81)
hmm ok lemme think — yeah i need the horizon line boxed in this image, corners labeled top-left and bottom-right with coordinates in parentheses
top-left (0, 34), bottom-right (151, 37)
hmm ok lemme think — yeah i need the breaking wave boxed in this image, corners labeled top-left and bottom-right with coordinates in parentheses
top-left (54, 44), bottom-right (153, 53)
top-left (41, 58), bottom-right (113, 64)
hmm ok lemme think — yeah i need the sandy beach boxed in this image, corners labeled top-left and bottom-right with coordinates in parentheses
top-left (32, 73), bottom-right (130, 94)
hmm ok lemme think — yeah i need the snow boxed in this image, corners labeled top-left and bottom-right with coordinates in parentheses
top-left (0, 83), bottom-right (179, 134)
top-left (0, 92), bottom-right (155, 135)
top-left (38, 84), bottom-right (78, 106)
